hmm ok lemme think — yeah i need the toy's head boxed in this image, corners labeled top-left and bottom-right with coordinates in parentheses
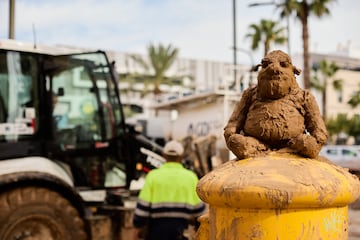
top-left (256, 50), bottom-right (301, 99)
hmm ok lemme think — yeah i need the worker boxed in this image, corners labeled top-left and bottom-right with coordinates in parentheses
top-left (133, 140), bottom-right (206, 240)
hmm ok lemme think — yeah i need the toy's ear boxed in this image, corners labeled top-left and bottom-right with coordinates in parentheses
top-left (294, 66), bottom-right (301, 75)
top-left (252, 64), bottom-right (261, 72)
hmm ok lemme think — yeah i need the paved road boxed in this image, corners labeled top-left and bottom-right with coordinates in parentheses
top-left (349, 199), bottom-right (360, 240)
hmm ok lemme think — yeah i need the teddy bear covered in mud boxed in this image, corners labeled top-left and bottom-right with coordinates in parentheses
top-left (224, 50), bottom-right (328, 159)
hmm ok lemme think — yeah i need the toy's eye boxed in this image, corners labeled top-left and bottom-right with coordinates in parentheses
top-left (261, 60), bottom-right (269, 68)
top-left (280, 61), bottom-right (289, 67)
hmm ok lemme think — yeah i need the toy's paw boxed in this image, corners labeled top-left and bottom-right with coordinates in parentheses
top-left (224, 127), bottom-right (236, 142)
top-left (227, 134), bottom-right (268, 160)
top-left (289, 134), bottom-right (321, 158)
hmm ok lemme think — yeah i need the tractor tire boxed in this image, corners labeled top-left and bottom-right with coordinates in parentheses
top-left (0, 186), bottom-right (88, 240)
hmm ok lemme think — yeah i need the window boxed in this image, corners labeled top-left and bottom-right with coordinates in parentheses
top-left (48, 52), bottom-right (122, 148)
top-left (51, 65), bottom-right (102, 147)
top-left (337, 91), bottom-right (343, 103)
top-left (0, 51), bottom-right (38, 141)
top-left (326, 149), bottom-right (338, 156)
top-left (342, 149), bottom-right (357, 157)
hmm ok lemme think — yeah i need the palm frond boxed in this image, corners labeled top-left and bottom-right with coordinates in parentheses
top-left (130, 54), bottom-right (150, 72)
top-left (246, 18), bottom-right (286, 53)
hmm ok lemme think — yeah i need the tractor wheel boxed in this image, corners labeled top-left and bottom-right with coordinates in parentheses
top-left (0, 186), bottom-right (88, 240)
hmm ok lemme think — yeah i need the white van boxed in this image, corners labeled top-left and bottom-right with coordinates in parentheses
top-left (319, 145), bottom-right (360, 171)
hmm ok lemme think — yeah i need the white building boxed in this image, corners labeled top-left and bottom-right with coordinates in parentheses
top-left (106, 50), bottom-right (256, 96)
top-left (107, 49), bottom-right (360, 157)
top-left (293, 52), bottom-right (360, 119)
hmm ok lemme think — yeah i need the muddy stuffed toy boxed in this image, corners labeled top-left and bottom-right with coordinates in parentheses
top-left (224, 50), bottom-right (328, 159)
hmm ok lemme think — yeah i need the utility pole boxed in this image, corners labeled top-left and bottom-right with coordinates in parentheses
top-left (9, 0), bottom-right (15, 39)
top-left (224, 0), bottom-right (238, 127)
top-left (237, 48), bottom-right (255, 86)
top-left (232, 0), bottom-right (237, 88)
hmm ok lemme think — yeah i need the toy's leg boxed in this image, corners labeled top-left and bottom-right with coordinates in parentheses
top-left (226, 134), bottom-right (268, 160)
top-left (289, 134), bottom-right (321, 158)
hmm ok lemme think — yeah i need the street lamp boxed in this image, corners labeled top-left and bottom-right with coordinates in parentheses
top-left (232, 0), bottom-right (237, 88)
top-left (248, 1), bottom-right (291, 56)
top-left (232, 0), bottom-right (247, 91)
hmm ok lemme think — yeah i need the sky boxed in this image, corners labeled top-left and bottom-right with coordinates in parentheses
top-left (0, 0), bottom-right (359, 65)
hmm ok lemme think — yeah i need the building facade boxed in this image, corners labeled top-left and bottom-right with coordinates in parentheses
top-left (293, 52), bottom-right (360, 119)
top-left (107, 50), bottom-right (360, 148)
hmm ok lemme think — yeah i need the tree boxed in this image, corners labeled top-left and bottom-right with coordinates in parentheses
top-left (311, 59), bottom-right (342, 122)
top-left (326, 113), bottom-right (348, 139)
top-left (246, 19), bottom-right (287, 57)
top-left (131, 43), bottom-right (179, 96)
top-left (348, 114), bottom-right (360, 144)
top-left (327, 114), bottom-right (360, 145)
top-left (348, 83), bottom-right (360, 108)
top-left (276, 0), bottom-right (336, 90)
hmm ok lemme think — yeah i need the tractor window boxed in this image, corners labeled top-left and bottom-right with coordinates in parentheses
top-left (51, 65), bottom-right (102, 148)
top-left (70, 52), bottom-right (124, 137)
top-left (0, 51), bottom-right (38, 141)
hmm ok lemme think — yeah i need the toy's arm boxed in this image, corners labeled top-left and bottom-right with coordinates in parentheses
top-left (303, 91), bottom-right (328, 145)
top-left (290, 90), bottom-right (328, 158)
top-left (224, 87), bottom-right (254, 142)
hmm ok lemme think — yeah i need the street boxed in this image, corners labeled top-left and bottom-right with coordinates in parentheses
top-left (349, 198), bottom-right (360, 239)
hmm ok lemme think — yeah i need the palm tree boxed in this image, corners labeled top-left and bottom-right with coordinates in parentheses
top-left (276, 0), bottom-right (336, 90)
top-left (311, 59), bottom-right (342, 122)
top-left (348, 83), bottom-right (360, 108)
top-left (246, 19), bottom-right (287, 57)
top-left (131, 43), bottom-right (179, 96)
